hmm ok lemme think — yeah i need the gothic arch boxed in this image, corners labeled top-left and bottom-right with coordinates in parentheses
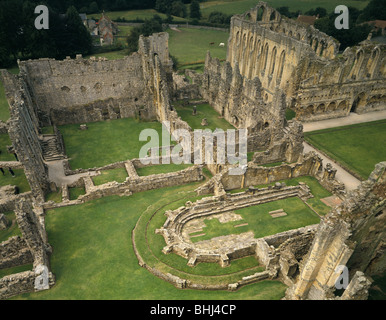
top-left (269, 47), bottom-right (277, 76)
top-left (277, 50), bottom-right (286, 83)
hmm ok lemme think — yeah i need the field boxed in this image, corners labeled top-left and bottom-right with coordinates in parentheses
top-left (89, 9), bottom-right (187, 23)
top-left (305, 120), bottom-right (386, 180)
top-left (0, 79), bottom-right (10, 122)
top-left (168, 27), bottom-right (229, 67)
top-left (59, 118), bottom-right (168, 170)
top-left (0, 168), bottom-right (30, 194)
top-left (189, 197), bottom-right (320, 243)
top-left (174, 103), bottom-right (234, 130)
top-left (200, 0), bottom-right (370, 18)
top-left (11, 182), bottom-right (287, 300)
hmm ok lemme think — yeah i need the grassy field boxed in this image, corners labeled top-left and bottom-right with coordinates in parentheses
top-left (59, 118), bottom-right (167, 170)
top-left (174, 103), bottom-right (234, 131)
top-left (305, 120), bottom-right (386, 180)
top-left (0, 169), bottom-right (30, 194)
top-left (190, 197), bottom-right (320, 243)
top-left (0, 134), bottom-right (14, 161)
top-left (92, 168), bottom-right (128, 186)
top-left (136, 163), bottom-right (193, 176)
top-left (229, 176), bottom-right (332, 216)
top-left (200, 0), bottom-right (370, 18)
top-left (0, 211), bottom-right (22, 243)
top-left (168, 27), bottom-right (229, 67)
top-left (11, 182), bottom-right (287, 300)
top-left (89, 9), bottom-right (187, 23)
top-left (0, 79), bottom-right (10, 122)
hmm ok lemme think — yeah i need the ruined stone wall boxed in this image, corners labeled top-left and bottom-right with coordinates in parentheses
top-left (295, 43), bottom-right (386, 121)
top-left (227, 2), bottom-right (338, 102)
top-left (286, 162), bottom-right (386, 300)
top-left (226, 2), bottom-right (386, 121)
top-left (220, 152), bottom-right (323, 191)
top-left (16, 33), bottom-right (173, 126)
top-left (1, 72), bottom-right (49, 199)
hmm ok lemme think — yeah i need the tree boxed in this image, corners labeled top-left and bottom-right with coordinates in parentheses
top-left (190, 0), bottom-right (201, 20)
top-left (126, 15), bottom-right (164, 54)
top-left (61, 6), bottom-right (93, 57)
top-left (171, 1), bottom-right (187, 18)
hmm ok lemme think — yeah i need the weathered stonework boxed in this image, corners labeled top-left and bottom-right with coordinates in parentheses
top-left (224, 2), bottom-right (386, 121)
top-left (285, 162), bottom-right (386, 300)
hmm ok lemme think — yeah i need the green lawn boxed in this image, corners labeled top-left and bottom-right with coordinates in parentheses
top-left (0, 79), bottom-right (10, 122)
top-left (59, 118), bottom-right (168, 170)
top-left (68, 187), bottom-right (86, 200)
top-left (89, 9), bottom-right (187, 23)
top-left (11, 182), bottom-right (287, 300)
top-left (84, 49), bottom-right (128, 60)
top-left (0, 264), bottom-right (33, 279)
top-left (305, 120), bottom-right (386, 180)
top-left (174, 103), bottom-right (234, 131)
top-left (0, 134), bottom-right (14, 161)
top-left (136, 163), bottom-right (193, 176)
top-left (0, 211), bottom-right (22, 243)
top-left (201, 0), bottom-right (369, 18)
top-left (0, 169), bottom-right (30, 194)
top-left (92, 168), bottom-right (128, 185)
top-left (229, 176), bottom-right (332, 216)
top-left (45, 189), bottom-right (62, 203)
top-left (168, 28), bottom-right (229, 67)
top-left (190, 197), bottom-right (320, 243)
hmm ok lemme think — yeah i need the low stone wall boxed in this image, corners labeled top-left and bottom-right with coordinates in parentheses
top-left (0, 270), bottom-right (35, 299)
top-left (157, 184), bottom-right (312, 267)
top-left (0, 236), bottom-right (33, 269)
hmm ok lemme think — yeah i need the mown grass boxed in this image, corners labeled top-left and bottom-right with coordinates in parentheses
top-left (0, 211), bottom-right (22, 243)
top-left (0, 79), bottom-right (10, 122)
top-left (89, 9), bottom-right (187, 23)
top-left (68, 187), bottom-right (86, 201)
top-left (174, 103), bottom-right (234, 131)
top-left (0, 169), bottom-right (30, 194)
top-left (229, 176), bottom-right (332, 216)
top-left (11, 182), bottom-right (286, 300)
top-left (168, 27), bottom-right (229, 67)
top-left (0, 134), bottom-right (14, 161)
top-left (136, 163), bottom-right (193, 176)
top-left (190, 197), bottom-right (320, 243)
top-left (92, 168), bottom-right (128, 186)
top-left (0, 264), bottom-right (33, 279)
top-left (200, 0), bottom-right (369, 18)
top-left (45, 189), bottom-right (62, 203)
top-left (305, 120), bottom-right (386, 180)
top-left (59, 117), bottom-right (167, 170)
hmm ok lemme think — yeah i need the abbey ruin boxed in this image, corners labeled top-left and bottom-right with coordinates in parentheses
top-left (0, 2), bottom-right (385, 300)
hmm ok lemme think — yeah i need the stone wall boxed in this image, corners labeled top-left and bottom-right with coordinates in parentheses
top-left (285, 162), bottom-right (386, 300)
top-left (225, 2), bottom-right (386, 120)
top-left (0, 199), bottom-right (55, 299)
top-left (14, 32), bottom-right (173, 127)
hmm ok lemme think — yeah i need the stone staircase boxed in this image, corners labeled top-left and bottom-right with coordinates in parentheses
top-left (40, 135), bottom-right (65, 161)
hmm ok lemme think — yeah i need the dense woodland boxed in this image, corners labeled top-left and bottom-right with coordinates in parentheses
top-left (0, 0), bottom-right (384, 68)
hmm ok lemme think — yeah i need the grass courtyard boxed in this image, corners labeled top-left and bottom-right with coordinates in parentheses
top-left (189, 197), bottom-right (320, 243)
top-left (168, 27), bottom-right (229, 67)
top-left (11, 182), bottom-right (287, 300)
top-left (174, 103), bottom-right (234, 131)
top-left (305, 120), bottom-right (386, 180)
top-left (59, 118), bottom-right (168, 170)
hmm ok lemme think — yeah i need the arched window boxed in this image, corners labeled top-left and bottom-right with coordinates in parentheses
top-left (269, 47), bottom-right (277, 75)
top-left (277, 50), bottom-right (286, 83)
top-left (262, 43), bottom-right (269, 72)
